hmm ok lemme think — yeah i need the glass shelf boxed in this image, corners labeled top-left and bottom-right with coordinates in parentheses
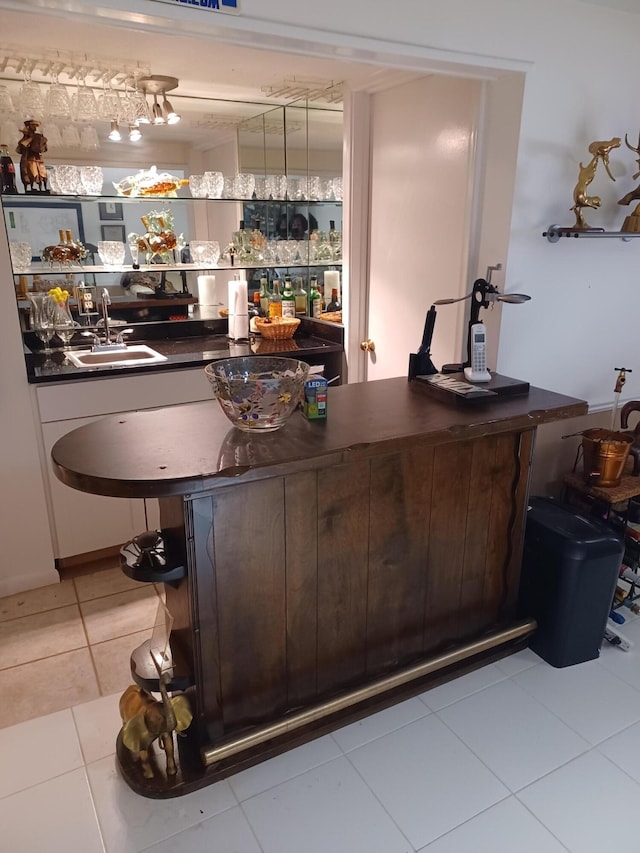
top-left (12, 260), bottom-right (343, 277)
top-left (1, 193), bottom-right (342, 206)
top-left (543, 225), bottom-right (640, 243)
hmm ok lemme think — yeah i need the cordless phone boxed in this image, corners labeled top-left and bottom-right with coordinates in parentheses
top-left (463, 323), bottom-right (491, 383)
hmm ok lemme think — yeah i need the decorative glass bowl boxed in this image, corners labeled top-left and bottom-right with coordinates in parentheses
top-left (204, 356), bottom-right (309, 432)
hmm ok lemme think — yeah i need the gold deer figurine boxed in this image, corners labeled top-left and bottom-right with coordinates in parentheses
top-left (617, 133), bottom-right (640, 232)
top-left (570, 137), bottom-right (620, 230)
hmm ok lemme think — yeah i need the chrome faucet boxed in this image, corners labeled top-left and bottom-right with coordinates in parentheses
top-left (80, 289), bottom-right (132, 352)
top-left (100, 288), bottom-right (112, 345)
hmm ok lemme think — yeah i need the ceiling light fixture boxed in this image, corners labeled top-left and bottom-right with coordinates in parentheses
top-left (128, 124), bottom-right (142, 142)
top-left (162, 95), bottom-right (180, 125)
top-left (151, 95), bottom-right (165, 125)
top-left (136, 75), bottom-right (180, 126)
top-left (108, 119), bottom-right (121, 141)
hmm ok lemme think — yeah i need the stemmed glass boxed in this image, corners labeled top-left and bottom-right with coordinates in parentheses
top-left (55, 320), bottom-right (80, 350)
top-left (44, 72), bottom-right (72, 120)
top-left (97, 77), bottom-right (121, 122)
top-left (71, 76), bottom-right (99, 123)
top-left (18, 67), bottom-right (45, 119)
top-left (43, 123), bottom-right (63, 151)
top-left (28, 293), bottom-right (56, 353)
top-left (0, 85), bottom-right (15, 115)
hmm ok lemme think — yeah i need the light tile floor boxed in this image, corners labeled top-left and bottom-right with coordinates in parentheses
top-left (4, 565), bottom-right (640, 851)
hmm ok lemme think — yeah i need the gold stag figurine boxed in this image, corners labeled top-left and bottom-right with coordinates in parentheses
top-left (617, 133), bottom-right (640, 232)
top-left (570, 137), bottom-right (621, 230)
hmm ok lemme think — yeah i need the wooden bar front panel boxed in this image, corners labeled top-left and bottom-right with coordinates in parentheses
top-left (184, 428), bottom-right (534, 737)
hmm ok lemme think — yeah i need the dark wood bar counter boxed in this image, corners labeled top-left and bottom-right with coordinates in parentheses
top-left (51, 377), bottom-right (586, 797)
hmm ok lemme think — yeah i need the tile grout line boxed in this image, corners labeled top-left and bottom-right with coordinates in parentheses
top-left (0, 601), bottom-right (79, 625)
top-left (77, 600), bottom-right (104, 697)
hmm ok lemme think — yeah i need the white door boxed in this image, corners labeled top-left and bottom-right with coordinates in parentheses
top-left (365, 75), bottom-right (479, 380)
top-left (345, 71), bottom-right (525, 382)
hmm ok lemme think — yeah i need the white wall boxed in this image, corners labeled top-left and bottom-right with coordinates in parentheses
top-left (0, 233), bottom-right (57, 595)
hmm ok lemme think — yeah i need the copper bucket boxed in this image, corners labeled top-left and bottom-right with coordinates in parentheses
top-left (581, 428), bottom-right (632, 487)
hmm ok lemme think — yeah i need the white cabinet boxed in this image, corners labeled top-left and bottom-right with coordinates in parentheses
top-left (35, 367), bottom-right (211, 560)
top-left (41, 415), bottom-right (149, 558)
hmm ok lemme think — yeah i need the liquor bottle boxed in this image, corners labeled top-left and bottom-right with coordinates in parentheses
top-left (251, 219), bottom-right (265, 251)
top-left (232, 220), bottom-right (250, 260)
top-left (259, 275), bottom-right (270, 315)
top-left (249, 291), bottom-right (262, 333)
top-left (327, 288), bottom-right (341, 312)
top-left (0, 144), bottom-right (17, 194)
top-left (294, 277), bottom-right (307, 315)
top-left (17, 275), bottom-right (29, 298)
top-left (250, 219), bottom-right (265, 264)
top-left (268, 278), bottom-right (283, 318)
top-left (328, 220), bottom-right (341, 260)
top-left (308, 275), bottom-right (322, 318)
top-left (281, 275), bottom-right (296, 318)
top-left (252, 290), bottom-right (264, 316)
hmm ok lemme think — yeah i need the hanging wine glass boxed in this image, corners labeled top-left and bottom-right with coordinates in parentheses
top-left (0, 85), bottom-right (15, 116)
top-left (43, 122), bottom-right (63, 150)
top-left (71, 75), bottom-right (99, 123)
top-left (18, 67), bottom-right (45, 119)
top-left (80, 125), bottom-right (100, 151)
top-left (97, 75), bottom-right (121, 122)
top-left (45, 71), bottom-right (72, 120)
top-left (61, 123), bottom-right (81, 149)
top-left (120, 77), bottom-right (149, 127)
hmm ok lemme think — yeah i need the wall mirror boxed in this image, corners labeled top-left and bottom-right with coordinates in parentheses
top-left (2, 89), bottom-right (343, 328)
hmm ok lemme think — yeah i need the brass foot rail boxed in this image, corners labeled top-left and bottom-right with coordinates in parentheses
top-left (202, 618), bottom-right (536, 767)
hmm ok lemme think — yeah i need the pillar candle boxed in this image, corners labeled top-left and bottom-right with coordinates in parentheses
top-left (197, 275), bottom-right (218, 306)
top-left (228, 278), bottom-right (248, 340)
top-left (323, 270), bottom-right (341, 298)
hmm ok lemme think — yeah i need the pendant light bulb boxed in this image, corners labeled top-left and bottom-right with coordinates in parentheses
top-left (152, 95), bottom-right (165, 125)
top-left (108, 120), bottom-right (121, 142)
top-left (128, 125), bottom-right (142, 142)
top-left (162, 95), bottom-right (180, 124)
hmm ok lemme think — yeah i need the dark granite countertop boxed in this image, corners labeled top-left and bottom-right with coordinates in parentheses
top-left (24, 316), bottom-right (344, 384)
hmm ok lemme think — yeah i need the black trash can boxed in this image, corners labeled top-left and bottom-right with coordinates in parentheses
top-left (518, 496), bottom-right (624, 667)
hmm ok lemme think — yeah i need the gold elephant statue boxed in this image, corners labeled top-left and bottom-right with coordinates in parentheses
top-left (119, 664), bottom-right (192, 780)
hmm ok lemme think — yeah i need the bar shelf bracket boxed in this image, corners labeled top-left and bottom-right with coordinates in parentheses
top-left (543, 224), bottom-right (640, 243)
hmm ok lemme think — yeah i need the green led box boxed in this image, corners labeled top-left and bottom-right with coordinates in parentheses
top-left (303, 377), bottom-right (328, 419)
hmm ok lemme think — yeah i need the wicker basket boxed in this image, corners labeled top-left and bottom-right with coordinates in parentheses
top-left (253, 338), bottom-right (300, 354)
top-left (254, 316), bottom-right (300, 340)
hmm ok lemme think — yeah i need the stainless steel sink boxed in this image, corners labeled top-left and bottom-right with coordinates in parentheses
top-left (65, 345), bottom-right (168, 368)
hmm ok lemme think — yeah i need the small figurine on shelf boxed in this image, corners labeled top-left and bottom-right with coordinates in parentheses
top-left (569, 137), bottom-right (620, 230)
top-left (16, 120), bottom-right (49, 193)
top-left (128, 209), bottom-right (184, 265)
top-left (617, 133), bottom-right (640, 232)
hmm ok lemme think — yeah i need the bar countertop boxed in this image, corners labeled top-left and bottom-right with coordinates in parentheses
top-left (51, 377), bottom-right (587, 500)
